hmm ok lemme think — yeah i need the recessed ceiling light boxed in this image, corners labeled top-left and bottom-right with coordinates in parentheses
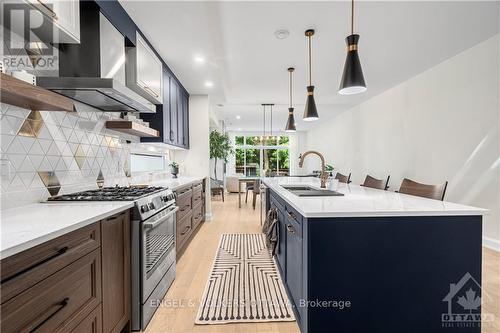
top-left (204, 81), bottom-right (214, 87)
top-left (236, 115), bottom-right (241, 120)
top-left (194, 55), bottom-right (205, 64)
top-left (274, 29), bottom-right (290, 40)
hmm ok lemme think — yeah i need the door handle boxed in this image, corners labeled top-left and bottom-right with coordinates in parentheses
top-left (180, 225), bottom-right (191, 236)
top-left (143, 207), bottom-right (178, 229)
top-left (34, 0), bottom-right (58, 20)
top-left (28, 297), bottom-right (69, 332)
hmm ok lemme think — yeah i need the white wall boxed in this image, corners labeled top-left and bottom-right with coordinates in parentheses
top-left (173, 95), bottom-right (212, 219)
top-left (305, 35), bottom-right (500, 247)
top-left (173, 95), bottom-right (210, 177)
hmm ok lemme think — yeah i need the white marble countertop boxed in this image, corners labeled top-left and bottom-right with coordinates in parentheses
top-left (0, 201), bottom-right (134, 259)
top-left (262, 177), bottom-right (487, 218)
top-left (148, 176), bottom-right (205, 190)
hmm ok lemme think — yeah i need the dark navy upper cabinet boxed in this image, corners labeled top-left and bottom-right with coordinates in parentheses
top-left (92, 0), bottom-right (190, 149)
top-left (140, 69), bottom-right (189, 149)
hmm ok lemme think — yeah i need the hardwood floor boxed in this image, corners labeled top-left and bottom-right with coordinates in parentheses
top-left (145, 193), bottom-right (300, 333)
top-left (145, 193), bottom-right (500, 333)
top-left (482, 247), bottom-right (500, 333)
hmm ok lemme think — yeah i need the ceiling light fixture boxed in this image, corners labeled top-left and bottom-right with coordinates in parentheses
top-left (204, 81), bottom-right (214, 87)
top-left (285, 67), bottom-right (296, 132)
top-left (339, 0), bottom-right (367, 95)
top-left (303, 29), bottom-right (319, 121)
top-left (194, 55), bottom-right (205, 64)
top-left (236, 115), bottom-right (241, 120)
top-left (274, 29), bottom-right (290, 40)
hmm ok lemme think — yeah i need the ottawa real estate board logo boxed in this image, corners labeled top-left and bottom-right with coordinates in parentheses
top-left (441, 272), bottom-right (494, 328)
top-left (2, 3), bottom-right (58, 72)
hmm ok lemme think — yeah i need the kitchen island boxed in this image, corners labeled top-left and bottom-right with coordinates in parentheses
top-left (262, 177), bottom-right (486, 333)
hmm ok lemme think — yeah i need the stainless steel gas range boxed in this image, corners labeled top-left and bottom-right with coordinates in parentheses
top-left (48, 186), bottom-right (178, 331)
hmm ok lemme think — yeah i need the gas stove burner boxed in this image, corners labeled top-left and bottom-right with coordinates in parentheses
top-left (47, 186), bottom-right (167, 201)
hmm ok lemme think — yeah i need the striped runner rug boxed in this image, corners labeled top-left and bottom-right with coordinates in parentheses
top-left (195, 233), bottom-right (296, 324)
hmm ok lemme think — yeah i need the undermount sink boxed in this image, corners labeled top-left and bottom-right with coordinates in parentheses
top-left (281, 185), bottom-right (344, 197)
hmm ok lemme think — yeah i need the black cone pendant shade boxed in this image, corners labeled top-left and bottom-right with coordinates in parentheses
top-left (303, 86), bottom-right (318, 121)
top-left (285, 67), bottom-right (297, 132)
top-left (339, 34), bottom-right (366, 95)
top-left (339, 0), bottom-right (366, 95)
top-left (303, 29), bottom-right (319, 121)
top-left (285, 108), bottom-right (296, 132)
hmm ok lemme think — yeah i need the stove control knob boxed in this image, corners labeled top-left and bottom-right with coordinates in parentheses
top-left (148, 202), bottom-right (155, 210)
top-left (140, 204), bottom-right (149, 213)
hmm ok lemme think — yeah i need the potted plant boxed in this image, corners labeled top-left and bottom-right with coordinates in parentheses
top-left (169, 161), bottom-right (179, 178)
top-left (209, 130), bottom-right (234, 180)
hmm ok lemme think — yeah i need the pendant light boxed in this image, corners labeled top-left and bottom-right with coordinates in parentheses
top-left (303, 29), bottom-right (319, 121)
top-left (285, 67), bottom-right (296, 132)
top-left (339, 0), bottom-right (366, 95)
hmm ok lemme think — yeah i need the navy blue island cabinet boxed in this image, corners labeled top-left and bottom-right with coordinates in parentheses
top-left (267, 189), bottom-right (483, 333)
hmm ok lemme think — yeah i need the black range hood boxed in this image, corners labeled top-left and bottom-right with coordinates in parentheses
top-left (37, 1), bottom-right (155, 113)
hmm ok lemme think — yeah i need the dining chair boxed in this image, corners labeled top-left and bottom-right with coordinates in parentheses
top-left (335, 172), bottom-right (351, 184)
top-left (245, 180), bottom-right (255, 203)
top-left (252, 179), bottom-right (261, 210)
top-left (360, 175), bottom-right (390, 190)
top-left (398, 178), bottom-right (448, 201)
top-left (210, 178), bottom-right (224, 202)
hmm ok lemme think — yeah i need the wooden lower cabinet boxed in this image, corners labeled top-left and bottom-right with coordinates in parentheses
top-left (174, 179), bottom-right (206, 258)
top-left (0, 210), bottom-right (131, 333)
top-left (101, 212), bottom-right (131, 333)
top-left (71, 305), bottom-right (103, 333)
top-left (1, 249), bottom-right (101, 333)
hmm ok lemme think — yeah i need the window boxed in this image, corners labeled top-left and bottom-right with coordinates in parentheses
top-left (130, 154), bottom-right (165, 172)
top-left (234, 135), bottom-right (289, 176)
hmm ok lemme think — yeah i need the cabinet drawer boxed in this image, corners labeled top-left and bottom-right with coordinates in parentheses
top-left (176, 211), bottom-right (193, 251)
top-left (177, 201), bottom-right (192, 221)
top-left (192, 203), bottom-right (203, 231)
top-left (0, 249), bottom-right (102, 333)
top-left (284, 208), bottom-right (302, 239)
top-left (1, 222), bottom-right (100, 303)
top-left (192, 190), bottom-right (202, 208)
top-left (192, 181), bottom-right (203, 194)
top-left (70, 305), bottom-right (102, 333)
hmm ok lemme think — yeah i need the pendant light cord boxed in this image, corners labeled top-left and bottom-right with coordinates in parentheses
top-left (270, 104), bottom-right (273, 137)
top-left (308, 35), bottom-right (312, 86)
top-left (351, 0), bottom-right (354, 35)
top-left (289, 70), bottom-right (293, 108)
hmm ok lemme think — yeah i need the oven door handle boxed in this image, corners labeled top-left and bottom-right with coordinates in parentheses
top-left (143, 206), bottom-right (179, 229)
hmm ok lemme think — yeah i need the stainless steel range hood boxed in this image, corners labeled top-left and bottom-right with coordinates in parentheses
top-left (37, 77), bottom-right (154, 112)
top-left (37, 2), bottom-right (155, 113)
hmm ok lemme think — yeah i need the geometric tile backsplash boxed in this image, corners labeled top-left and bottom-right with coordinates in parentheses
top-left (0, 101), bottom-right (140, 209)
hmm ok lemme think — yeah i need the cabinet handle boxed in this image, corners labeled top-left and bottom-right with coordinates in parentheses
top-left (35, 0), bottom-right (58, 20)
top-left (180, 205), bottom-right (189, 212)
top-left (28, 297), bottom-right (69, 332)
top-left (286, 224), bottom-right (295, 234)
top-left (286, 211), bottom-right (296, 220)
top-left (1, 246), bottom-right (68, 284)
top-left (180, 225), bottom-right (191, 236)
top-left (138, 80), bottom-right (159, 98)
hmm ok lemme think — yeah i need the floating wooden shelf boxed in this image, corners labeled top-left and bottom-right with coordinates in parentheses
top-left (0, 73), bottom-right (75, 112)
top-left (106, 121), bottom-right (159, 138)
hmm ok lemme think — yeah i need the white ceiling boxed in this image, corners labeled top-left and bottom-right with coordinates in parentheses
top-left (120, 1), bottom-right (500, 132)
